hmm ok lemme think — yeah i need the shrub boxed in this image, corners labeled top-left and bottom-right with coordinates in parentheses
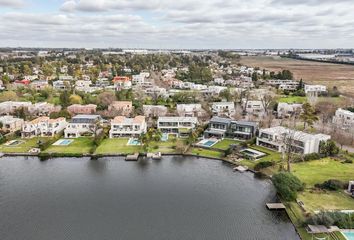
top-left (315, 179), bottom-right (347, 191)
top-left (254, 161), bottom-right (274, 171)
top-left (272, 172), bottom-right (304, 201)
top-left (303, 153), bottom-right (321, 161)
top-left (344, 159), bottom-right (353, 164)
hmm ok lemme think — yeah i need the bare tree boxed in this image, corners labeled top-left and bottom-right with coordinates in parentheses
top-left (260, 93), bottom-right (275, 116)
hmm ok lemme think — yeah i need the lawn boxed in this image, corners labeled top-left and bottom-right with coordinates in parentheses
top-left (298, 190), bottom-right (354, 212)
top-left (95, 138), bottom-right (141, 154)
top-left (291, 158), bottom-right (354, 187)
top-left (0, 137), bottom-right (48, 153)
top-left (239, 145), bottom-right (282, 169)
top-left (44, 138), bottom-right (95, 154)
top-left (278, 96), bottom-right (307, 103)
top-left (189, 147), bottom-right (224, 159)
top-left (212, 139), bottom-right (240, 150)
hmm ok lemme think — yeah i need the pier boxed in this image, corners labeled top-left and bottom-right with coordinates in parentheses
top-left (125, 153), bottom-right (139, 161)
top-left (266, 203), bottom-right (286, 210)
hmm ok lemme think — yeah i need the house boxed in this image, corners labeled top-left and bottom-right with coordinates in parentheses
top-left (0, 116), bottom-right (24, 133)
top-left (132, 73), bottom-right (150, 85)
top-left (67, 104), bottom-right (97, 115)
top-left (304, 84), bottom-right (327, 94)
top-left (256, 126), bottom-right (331, 154)
top-left (242, 100), bottom-right (265, 115)
top-left (203, 117), bottom-right (231, 139)
top-left (214, 77), bottom-right (225, 85)
top-left (212, 102), bottom-right (235, 117)
top-left (157, 116), bottom-right (198, 137)
top-left (113, 76), bottom-right (132, 90)
top-left (143, 105), bottom-right (168, 118)
top-left (348, 181), bottom-right (354, 193)
top-left (203, 117), bottom-right (258, 140)
top-left (30, 80), bottom-right (49, 90)
top-left (267, 79), bottom-right (299, 91)
top-left (109, 116), bottom-right (147, 138)
top-left (53, 80), bottom-right (70, 90)
top-left (64, 115), bottom-right (102, 138)
top-left (332, 108), bottom-right (354, 128)
top-left (108, 101), bottom-right (133, 116)
top-left (145, 86), bottom-right (167, 97)
top-left (277, 103), bottom-right (303, 118)
top-left (75, 80), bottom-right (101, 93)
top-left (0, 101), bottom-right (32, 115)
top-left (176, 104), bottom-right (206, 117)
top-left (21, 116), bottom-right (67, 138)
top-left (203, 86), bottom-right (228, 95)
top-left (28, 102), bottom-right (61, 116)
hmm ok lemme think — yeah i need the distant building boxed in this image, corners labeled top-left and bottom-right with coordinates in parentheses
top-left (256, 126), bottom-right (330, 154)
top-left (109, 116), bottom-right (147, 138)
top-left (277, 102), bottom-right (303, 118)
top-left (67, 104), bottom-right (97, 115)
top-left (108, 101), bottom-right (133, 116)
top-left (212, 102), bottom-right (235, 117)
top-left (0, 101), bottom-right (32, 115)
top-left (176, 104), bottom-right (206, 117)
top-left (304, 84), bottom-right (327, 94)
top-left (113, 76), bottom-right (132, 90)
top-left (143, 105), bottom-right (168, 118)
top-left (332, 108), bottom-right (354, 128)
top-left (243, 100), bottom-right (265, 115)
top-left (64, 115), bottom-right (102, 138)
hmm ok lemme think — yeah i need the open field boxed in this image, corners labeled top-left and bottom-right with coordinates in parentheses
top-left (241, 56), bottom-right (354, 97)
top-left (0, 137), bottom-right (48, 153)
top-left (44, 138), bottom-right (95, 154)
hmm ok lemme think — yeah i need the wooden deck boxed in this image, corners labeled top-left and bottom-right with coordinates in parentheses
top-left (125, 153), bottom-right (139, 161)
top-left (266, 203), bottom-right (286, 210)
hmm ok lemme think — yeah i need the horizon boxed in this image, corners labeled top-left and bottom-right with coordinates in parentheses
top-left (1, 0), bottom-right (354, 49)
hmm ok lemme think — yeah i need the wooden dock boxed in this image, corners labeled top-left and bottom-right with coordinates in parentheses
top-left (266, 203), bottom-right (286, 210)
top-left (147, 152), bottom-right (162, 160)
top-left (125, 153), bottom-right (139, 161)
top-left (233, 166), bottom-right (248, 173)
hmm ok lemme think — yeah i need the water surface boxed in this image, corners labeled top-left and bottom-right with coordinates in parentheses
top-left (0, 156), bottom-right (299, 240)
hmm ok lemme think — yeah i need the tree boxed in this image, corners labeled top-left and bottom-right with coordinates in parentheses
top-left (0, 91), bottom-right (18, 101)
top-left (97, 91), bottom-right (116, 109)
top-left (260, 94), bottom-right (275, 116)
top-left (319, 140), bottom-right (339, 156)
top-left (59, 91), bottom-right (70, 108)
top-left (219, 89), bottom-right (232, 101)
top-left (69, 94), bottom-right (83, 104)
top-left (251, 72), bottom-right (258, 82)
top-left (300, 103), bottom-right (318, 129)
top-left (272, 172), bottom-right (304, 201)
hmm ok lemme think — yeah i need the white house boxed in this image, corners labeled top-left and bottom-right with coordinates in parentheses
top-left (277, 102), bottom-right (303, 118)
top-left (21, 116), bottom-right (67, 138)
top-left (243, 100), bottom-right (265, 114)
top-left (176, 104), bottom-right (206, 117)
top-left (212, 102), bottom-right (235, 117)
top-left (0, 116), bottom-right (24, 133)
top-left (256, 126), bottom-right (331, 154)
top-left (64, 115), bottom-right (102, 138)
top-left (304, 84), bottom-right (327, 94)
top-left (332, 108), bottom-right (354, 128)
top-left (0, 101), bottom-right (32, 115)
top-left (157, 116), bottom-right (198, 137)
top-left (143, 105), bottom-right (168, 118)
top-left (214, 77), bottom-right (225, 85)
top-left (109, 116), bottom-right (147, 138)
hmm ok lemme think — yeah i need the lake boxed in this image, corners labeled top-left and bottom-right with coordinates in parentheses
top-left (0, 156), bottom-right (300, 240)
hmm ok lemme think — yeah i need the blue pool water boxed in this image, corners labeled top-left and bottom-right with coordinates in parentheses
top-left (204, 140), bottom-right (216, 147)
top-left (53, 139), bottom-right (73, 146)
top-left (127, 138), bottom-right (140, 145)
top-left (343, 232), bottom-right (354, 240)
top-left (161, 133), bottom-right (168, 142)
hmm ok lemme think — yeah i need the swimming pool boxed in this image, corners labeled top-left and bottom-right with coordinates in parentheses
top-left (161, 133), bottom-right (168, 142)
top-left (343, 231), bottom-right (354, 240)
top-left (4, 140), bottom-right (24, 146)
top-left (240, 148), bottom-right (266, 159)
top-left (197, 139), bottom-right (218, 148)
top-left (53, 139), bottom-right (74, 146)
top-left (127, 138), bottom-right (141, 146)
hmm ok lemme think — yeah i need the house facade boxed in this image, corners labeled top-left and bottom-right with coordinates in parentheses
top-left (109, 116), bottom-right (147, 138)
top-left (212, 102), bottom-right (235, 117)
top-left (64, 115), bottom-right (102, 138)
top-left (332, 108), bottom-right (354, 128)
top-left (21, 116), bottom-right (67, 138)
top-left (277, 102), bottom-right (303, 118)
top-left (176, 104), bottom-right (205, 117)
top-left (143, 105), bottom-right (168, 118)
top-left (0, 116), bottom-right (24, 133)
top-left (67, 104), bottom-right (97, 115)
top-left (108, 101), bottom-right (133, 116)
top-left (256, 126), bottom-right (331, 154)
top-left (304, 84), bottom-right (327, 94)
top-left (157, 116), bottom-right (198, 137)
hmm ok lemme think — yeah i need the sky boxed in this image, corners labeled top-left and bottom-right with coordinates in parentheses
top-left (0, 0), bottom-right (353, 49)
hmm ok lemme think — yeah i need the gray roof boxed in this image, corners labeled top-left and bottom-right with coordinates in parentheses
top-left (209, 116), bottom-right (232, 124)
top-left (231, 120), bottom-right (258, 127)
top-left (71, 115), bottom-right (101, 123)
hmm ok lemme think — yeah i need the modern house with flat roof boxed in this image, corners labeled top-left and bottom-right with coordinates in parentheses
top-left (157, 116), bottom-right (198, 137)
top-left (203, 117), bottom-right (258, 140)
top-left (177, 104), bottom-right (206, 117)
top-left (277, 102), bottom-right (303, 118)
top-left (333, 108), bottom-right (354, 128)
top-left (109, 116), bottom-right (147, 138)
top-left (211, 102), bottom-right (235, 117)
top-left (143, 105), bottom-right (168, 118)
top-left (256, 126), bottom-right (331, 154)
top-left (64, 115), bottom-right (102, 138)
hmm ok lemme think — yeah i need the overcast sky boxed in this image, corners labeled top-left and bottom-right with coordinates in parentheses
top-left (0, 0), bottom-right (353, 49)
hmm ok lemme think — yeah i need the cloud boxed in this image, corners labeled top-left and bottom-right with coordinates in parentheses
top-left (0, 0), bottom-right (25, 8)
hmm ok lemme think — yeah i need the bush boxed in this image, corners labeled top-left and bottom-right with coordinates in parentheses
top-left (307, 211), bottom-right (354, 229)
top-left (254, 161), bottom-right (274, 171)
top-left (303, 153), bottom-right (322, 161)
top-left (272, 172), bottom-right (304, 201)
top-left (344, 159), bottom-right (353, 164)
top-left (315, 179), bottom-right (347, 191)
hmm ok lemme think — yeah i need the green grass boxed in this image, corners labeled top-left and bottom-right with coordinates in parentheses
top-left (278, 96), bottom-right (307, 103)
top-left (291, 158), bottom-right (354, 187)
top-left (95, 138), bottom-right (141, 154)
top-left (44, 138), bottom-right (95, 154)
top-left (239, 145), bottom-right (282, 169)
top-left (189, 147), bottom-right (224, 159)
top-left (298, 190), bottom-right (354, 212)
top-left (0, 137), bottom-right (48, 153)
top-left (212, 139), bottom-right (240, 150)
